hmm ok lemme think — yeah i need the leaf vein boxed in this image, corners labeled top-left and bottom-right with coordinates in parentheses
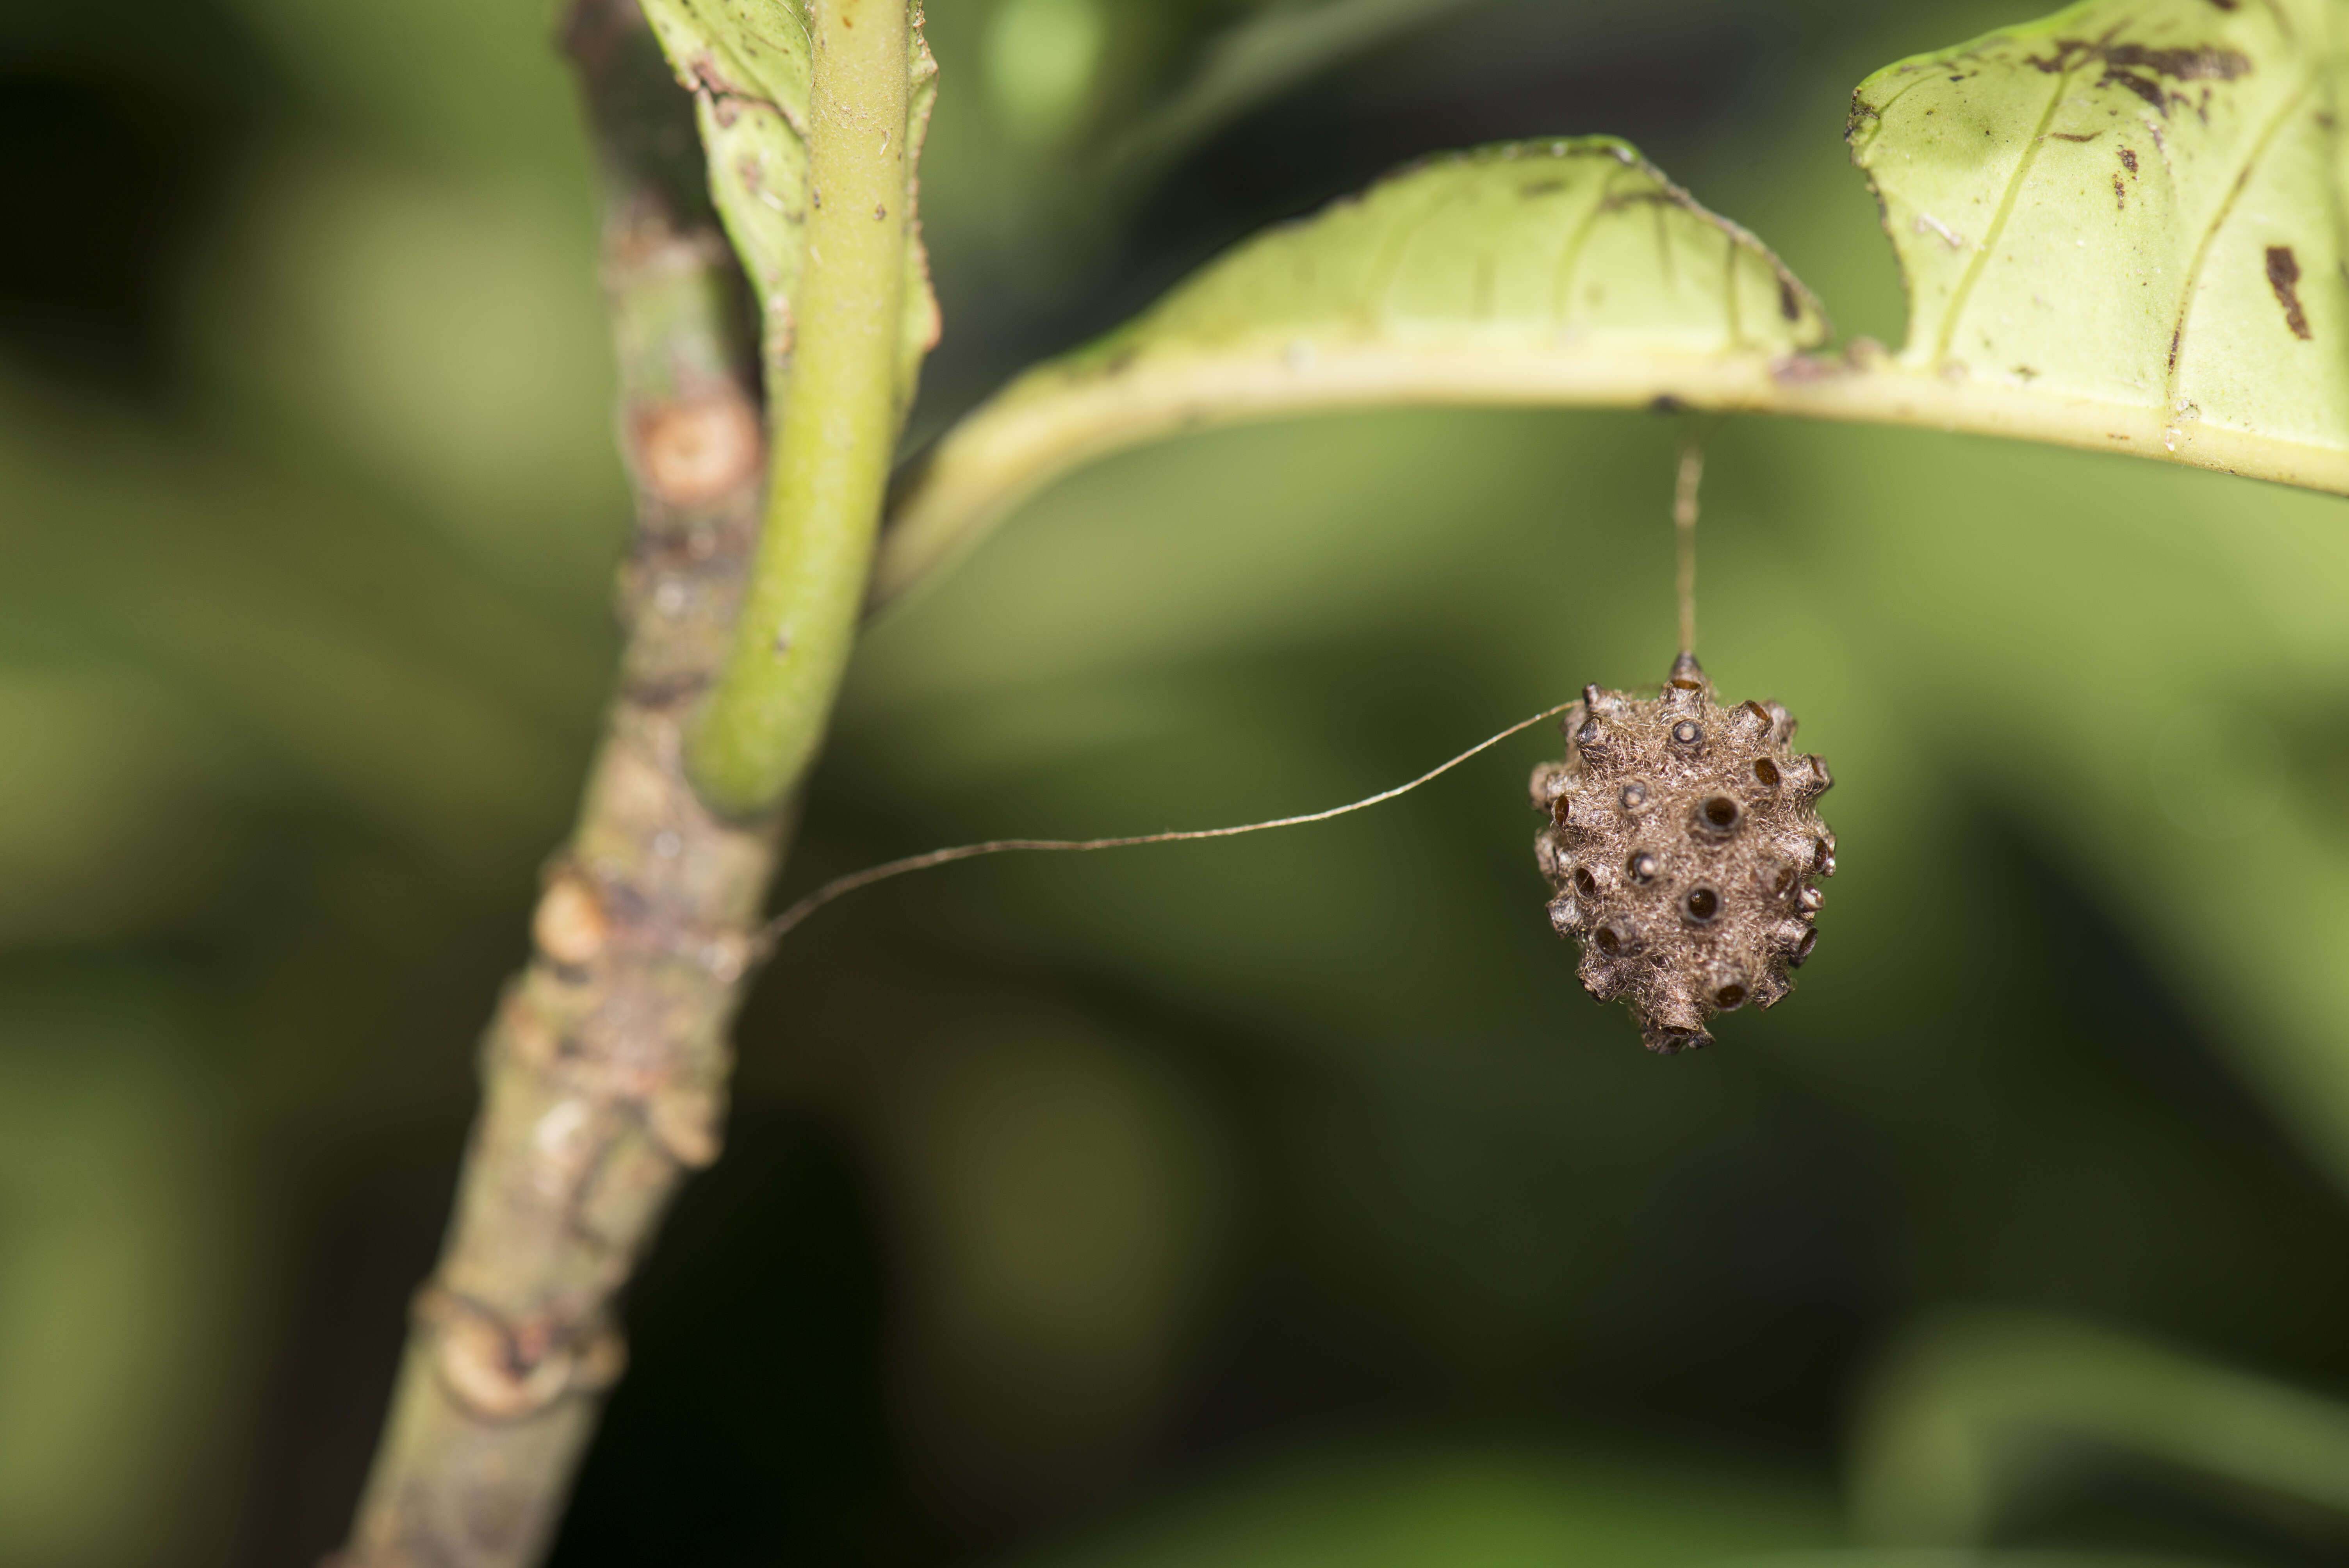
top-left (1931, 66), bottom-right (2072, 365)
top-left (2165, 69), bottom-right (2316, 408)
top-left (1549, 159), bottom-right (1631, 332)
top-left (1368, 176), bottom-right (1474, 333)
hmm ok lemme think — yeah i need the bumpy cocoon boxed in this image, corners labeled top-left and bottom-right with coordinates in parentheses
top-left (1530, 653), bottom-right (1834, 1053)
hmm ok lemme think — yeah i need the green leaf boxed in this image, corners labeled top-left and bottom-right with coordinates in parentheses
top-left (638, 0), bottom-right (940, 398)
top-left (1851, 1310), bottom-right (2349, 1542)
top-left (877, 137), bottom-right (1830, 599)
top-left (1850, 0), bottom-right (2349, 475)
top-left (1089, 139), bottom-right (1828, 363)
top-left (874, 1), bottom-right (2349, 606)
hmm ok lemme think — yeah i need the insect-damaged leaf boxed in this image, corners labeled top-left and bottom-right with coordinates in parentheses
top-left (638, 0), bottom-right (939, 400)
top-left (1851, 0), bottom-right (2349, 463)
top-left (875, 1), bottom-right (2349, 607)
top-left (877, 138), bottom-right (1827, 598)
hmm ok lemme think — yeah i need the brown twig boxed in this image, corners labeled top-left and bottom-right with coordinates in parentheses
top-left (335, 3), bottom-right (785, 1561)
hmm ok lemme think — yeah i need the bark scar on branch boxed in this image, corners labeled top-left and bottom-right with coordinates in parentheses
top-left (333, 2), bottom-right (791, 1563)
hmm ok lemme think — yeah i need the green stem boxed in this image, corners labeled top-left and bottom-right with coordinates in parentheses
top-left (686, 0), bottom-right (912, 819)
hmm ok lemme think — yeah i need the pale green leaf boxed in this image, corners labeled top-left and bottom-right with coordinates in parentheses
top-left (638, 0), bottom-right (939, 397)
top-left (879, 137), bottom-right (1829, 598)
top-left (1094, 139), bottom-right (1827, 362)
top-left (1850, 0), bottom-right (2349, 478)
top-left (875, 2), bottom-right (2349, 606)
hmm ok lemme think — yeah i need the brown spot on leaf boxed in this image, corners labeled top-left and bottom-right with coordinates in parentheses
top-left (2028, 39), bottom-right (2097, 73)
top-left (2105, 69), bottom-right (2170, 112)
top-left (2114, 173), bottom-right (2128, 208)
top-left (2050, 130), bottom-right (2100, 141)
top-left (2120, 147), bottom-right (2139, 173)
top-left (1771, 350), bottom-right (1853, 385)
top-left (2106, 43), bottom-right (2252, 80)
top-left (683, 48), bottom-right (753, 102)
top-left (2266, 245), bottom-right (2312, 339)
top-left (1778, 277), bottom-right (1802, 322)
top-left (2029, 37), bottom-right (2251, 117)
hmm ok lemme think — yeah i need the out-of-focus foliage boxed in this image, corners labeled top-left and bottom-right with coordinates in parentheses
top-left (1025, 1438), bottom-right (1841, 1568)
top-left (1852, 1311), bottom-right (2349, 1541)
top-left (8, 2), bottom-right (2349, 1567)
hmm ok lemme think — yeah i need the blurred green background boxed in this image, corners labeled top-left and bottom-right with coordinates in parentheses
top-left (9, 0), bottom-right (2349, 1564)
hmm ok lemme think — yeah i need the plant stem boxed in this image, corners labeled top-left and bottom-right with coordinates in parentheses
top-left (684, 0), bottom-right (913, 820)
top-left (335, 3), bottom-right (789, 1563)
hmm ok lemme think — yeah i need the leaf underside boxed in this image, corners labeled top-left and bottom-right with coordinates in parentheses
top-left (877, 138), bottom-right (1832, 598)
top-left (640, 0), bottom-right (939, 403)
top-left (1079, 138), bottom-right (1829, 368)
top-left (875, 0), bottom-right (2349, 604)
top-left (1854, 0), bottom-right (2349, 465)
